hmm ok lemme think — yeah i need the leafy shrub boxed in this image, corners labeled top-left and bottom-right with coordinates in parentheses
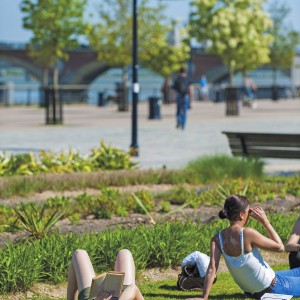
top-left (160, 201), bottom-right (171, 213)
top-left (0, 140), bottom-right (137, 178)
top-left (12, 203), bottom-right (64, 238)
top-left (91, 187), bottom-right (126, 219)
top-left (74, 193), bottom-right (95, 217)
top-left (44, 196), bottom-right (72, 216)
top-left (127, 190), bottom-right (155, 214)
top-left (184, 154), bottom-right (264, 183)
top-left (89, 140), bottom-right (137, 170)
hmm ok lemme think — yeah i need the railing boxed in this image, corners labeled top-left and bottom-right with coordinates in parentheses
top-left (1, 83), bottom-right (298, 106)
top-left (0, 83), bottom-right (163, 106)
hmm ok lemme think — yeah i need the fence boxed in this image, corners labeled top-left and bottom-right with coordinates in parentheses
top-left (1, 83), bottom-right (299, 106)
top-left (0, 83), bottom-right (163, 106)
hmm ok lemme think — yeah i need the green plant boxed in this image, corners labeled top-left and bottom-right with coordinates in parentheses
top-left (0, 141), bottom-right (138, 178)
top-left (129, 190), bottom-right (155, 214)
top-left (184, 155), bottom-right (264, 183)
top-left (132, 194), bottom-right (189, 225)
top-left (74, 192), bottom-right (95, 217)
top-left (12, 203), bottom-right (64, 238)
top-left (91, 187), bottom-right (125, 219)
top-left (0, 212), bottom-right (297, 295)
top-left (89, 140), bottom-right (138, 170)
top-left (160, 200), bottom-right (170, 213)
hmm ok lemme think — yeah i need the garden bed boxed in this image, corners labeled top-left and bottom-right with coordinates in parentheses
top-left (1, 185), bottom-right (299, 246)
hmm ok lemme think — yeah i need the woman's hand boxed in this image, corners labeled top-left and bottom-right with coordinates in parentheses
top-left (249, 206), bottom-right (269, 226)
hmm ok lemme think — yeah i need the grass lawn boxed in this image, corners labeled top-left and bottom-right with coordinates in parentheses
top-left (9, 263), bottom-right (299, 300)
top-left (140, 266), bottom-right (300, 299)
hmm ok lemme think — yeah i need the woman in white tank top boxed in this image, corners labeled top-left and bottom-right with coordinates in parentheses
top-left (186, 194), bottom-right (300, 300)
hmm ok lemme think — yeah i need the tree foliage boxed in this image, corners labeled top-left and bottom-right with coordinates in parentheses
top-left (143, 21), bottom-right (190, 77)
top-left (190, 0), bottom-right (273, 85)
top-left (21, 0), bottom-right (89, 69)
top-left (88, 0), bottom-right (190, 77)
top-left (268, 0), bottom-right (300, 83)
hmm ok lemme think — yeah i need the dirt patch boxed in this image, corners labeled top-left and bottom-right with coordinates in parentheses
top-left (0, 186), bottom-right (299, 246)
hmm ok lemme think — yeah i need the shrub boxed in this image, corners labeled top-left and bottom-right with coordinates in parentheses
top-left (184, 154), bottom-right (264, 183)
top-left (12, 203), bottom-right (64, 238)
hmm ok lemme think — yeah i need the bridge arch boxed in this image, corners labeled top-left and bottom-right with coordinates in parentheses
top-left (60, 60), bottom-right (110, 85)
top-left (0, 53), bottom-right (43, 82)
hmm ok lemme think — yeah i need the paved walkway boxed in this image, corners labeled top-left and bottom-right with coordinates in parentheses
top-left (0, 99), bottom-right (300, 174)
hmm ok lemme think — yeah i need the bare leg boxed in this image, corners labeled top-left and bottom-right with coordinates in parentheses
top-left (67, 249), bottom-right (95, 300)
top-left (119, 284), bottom-right (144, 300)
top-left (114, 249), bottom-right (135, 286)
top-left (114, 249), bottom-right (144, 300)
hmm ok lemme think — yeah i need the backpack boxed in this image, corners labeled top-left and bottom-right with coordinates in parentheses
top-left (173, 75), bottom-right (189, 95)
top-left (176, 265), bottom-right (205, 291)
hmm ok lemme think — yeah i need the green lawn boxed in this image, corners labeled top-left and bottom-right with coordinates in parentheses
top-left (139, 268), bottom-right (300, 300)
top-left (13, 263), bottom-right (300, 300)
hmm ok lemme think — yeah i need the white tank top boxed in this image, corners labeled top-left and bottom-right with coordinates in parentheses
top-left (218, 229), bottom-right (275, 293)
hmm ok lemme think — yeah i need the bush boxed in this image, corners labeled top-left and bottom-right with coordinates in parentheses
top-left (184, 154), bottom-right (264, 183)
top-left (0, 140), bottom-right (137, 178)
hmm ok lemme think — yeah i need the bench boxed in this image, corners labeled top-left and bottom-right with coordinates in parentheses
top-left (222, 131), bottom-right (300, 159)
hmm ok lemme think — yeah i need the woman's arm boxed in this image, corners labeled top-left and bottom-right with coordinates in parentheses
top-left (246, 206), bottom-right (284, 252)
top-left (285, 217), bottom-right (300, 252)
top-left (186, 235), bottom-right (221, 300)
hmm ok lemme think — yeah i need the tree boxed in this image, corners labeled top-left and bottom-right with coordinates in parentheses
top-left (190, 0), bottom-right (273, 86)
top-left (21, 0), bottom-right (89, 123)
top-left (88, 0), bottom-right (189, 107)
top-left (268, 0), bottom-right (300, 87)
top-left (142, 20), bottom-right (190, 103)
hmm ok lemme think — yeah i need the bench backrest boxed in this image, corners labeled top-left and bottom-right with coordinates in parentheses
top-left (222, 131), bottom-right (300, 159)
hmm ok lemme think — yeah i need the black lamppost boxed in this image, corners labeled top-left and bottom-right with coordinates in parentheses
top-left (130, 0), bottom-right (139, 156)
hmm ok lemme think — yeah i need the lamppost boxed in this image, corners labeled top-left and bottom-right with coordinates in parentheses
top-left (130, 0), bottom-right (139, 156)
top-left (130, 0), bottom-right (187, 155)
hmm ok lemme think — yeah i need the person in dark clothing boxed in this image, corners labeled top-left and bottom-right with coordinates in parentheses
top-left (285, 217), bottom-right (300, 269)
top-left (172, 67), bottom-right (194, 130)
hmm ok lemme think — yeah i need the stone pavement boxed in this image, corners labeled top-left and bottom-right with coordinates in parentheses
top-left (0, 98), bottom-right (300, 174)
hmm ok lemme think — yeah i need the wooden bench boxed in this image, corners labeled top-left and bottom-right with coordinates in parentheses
top-left (222, 131), bottom-right (300, 159)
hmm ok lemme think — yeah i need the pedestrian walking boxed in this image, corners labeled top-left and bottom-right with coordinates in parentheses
top-left (243, 75), bottom-right (257, 108)
top-left (198, 74), bottom-right (209, 100)
top-left (172, 67), bottom-right (194, 130)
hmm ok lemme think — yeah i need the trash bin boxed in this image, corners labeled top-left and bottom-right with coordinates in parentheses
top-left (148, 96), bottom-right (161, 119)
top-left (116, 83), bottom-right (129, 111)
top-left (98, 92), bottom-right (107, 106)
top-left (272, 85), bottom-right (279, 101)
top-left (0, 82), bottom-right (13, 106)
top-left (224, 87), bottom-right (239, 116)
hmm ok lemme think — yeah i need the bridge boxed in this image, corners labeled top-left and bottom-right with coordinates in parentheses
top-left (0, 43), bottom-right (225, 85)
top-left (0, 43), bottom-right (111, 85)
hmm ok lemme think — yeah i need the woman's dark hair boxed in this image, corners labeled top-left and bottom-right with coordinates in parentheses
top-left (219, 194), bottom-right (249, 221)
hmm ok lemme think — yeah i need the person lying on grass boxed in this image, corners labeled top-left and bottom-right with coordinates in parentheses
top-left (285, 216), bottom-right (300, 269)
top-left (186, 194), bottom-right (300, 300)
top-left (67, 248), bottom-right (144, 300)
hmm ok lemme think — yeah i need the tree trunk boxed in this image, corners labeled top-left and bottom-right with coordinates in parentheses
top-left (225, 65), bottom-right (239, 116)
top-left (41, 68), bottom-right (49, 107)
top-left (162, 76), bottom-right (172, 104)
top-left (118, 65), bottom-right (129, 111)
top-left (229, 66), bottom-right (234, 87)
top-left (272, 68), bottom-right (279, 101)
